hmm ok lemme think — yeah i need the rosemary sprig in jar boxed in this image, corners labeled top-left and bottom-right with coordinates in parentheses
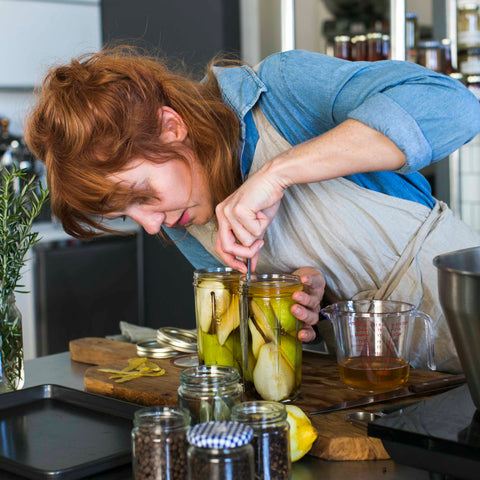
top-left (0, 167), bottom-right (48, 391)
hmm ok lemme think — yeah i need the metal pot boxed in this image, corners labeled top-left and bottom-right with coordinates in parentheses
top-left (434, 247), bottom-right (480, 409)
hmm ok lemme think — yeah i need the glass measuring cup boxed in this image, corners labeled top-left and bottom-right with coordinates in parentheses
top-left (321, 300), bottom-right (436, 392)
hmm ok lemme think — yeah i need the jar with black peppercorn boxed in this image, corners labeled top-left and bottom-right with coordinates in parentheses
top-left (132, 406), bottom-right (190, 480)
top-left (187, 421), bottom-right (255, 480)
top-left (178, 364), bottom-right (243, 425)
top-left (231, 401), bottom-right (291, 480)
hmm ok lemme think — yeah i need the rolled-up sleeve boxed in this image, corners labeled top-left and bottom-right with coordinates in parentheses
top-left (260, 51), bottom-right (480, 173)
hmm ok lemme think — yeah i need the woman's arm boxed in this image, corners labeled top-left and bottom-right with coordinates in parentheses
top-left (215, 118), bottom-right (406, 270)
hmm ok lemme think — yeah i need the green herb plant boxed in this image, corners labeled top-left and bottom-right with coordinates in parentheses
top-left (0, 167), bottom-right (48, 391)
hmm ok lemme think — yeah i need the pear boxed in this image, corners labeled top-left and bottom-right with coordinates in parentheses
top-left (217, 294), bottom-right (240, 345)
top-left (250, 298), bottom-right (276, 341)
top-left (271, 296), bottom-right (298, 334)
top-left (196, 280), bottom-right (231, 333)
top-left (202, 332), bottom-right (220, 365)
top-left (253, 342), bottom-right (295, 401)
top-left (279, 334), bottom-right (302, 385)
top-left (249, 318), bottom-right (266, 358)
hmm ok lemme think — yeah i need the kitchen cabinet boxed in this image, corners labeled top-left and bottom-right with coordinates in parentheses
top-left (0, 0), bottom-right (101, 88)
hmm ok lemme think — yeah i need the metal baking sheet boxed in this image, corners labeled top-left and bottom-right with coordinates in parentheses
top-left (0, 384), bottom-right (140, 480)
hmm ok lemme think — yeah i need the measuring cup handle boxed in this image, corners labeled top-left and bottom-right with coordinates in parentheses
top-left (416, 310), bottom-right (436, 371)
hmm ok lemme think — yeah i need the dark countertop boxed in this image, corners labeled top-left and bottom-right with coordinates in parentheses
top-left (0, 352), bottom-right (431, 480)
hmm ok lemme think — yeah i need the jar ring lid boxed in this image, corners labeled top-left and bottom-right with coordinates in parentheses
top-left (156, 327), bottom-right (197, 353)
top-left (136, 340), bottom-right (181, 358)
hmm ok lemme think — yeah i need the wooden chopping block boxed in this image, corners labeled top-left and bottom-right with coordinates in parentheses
top-left (71, 337), bottom-right (453, 462)
top-left (70, 337), bottom-right (137, 364)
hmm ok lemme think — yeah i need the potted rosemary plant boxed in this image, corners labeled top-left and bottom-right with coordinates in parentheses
top-left (0, 167), bottom-right (48, 392)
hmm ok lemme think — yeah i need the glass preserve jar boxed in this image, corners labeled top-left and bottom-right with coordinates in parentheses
top-left (458, 3), bottom-right (480, 49)
top-left (0, 294), bottom-right (24, 393)
top-left (333, 35), bottom-right (351, 60)
top-left (231, 401), bottom-right (290, 480)
top-left (132, 406), bottom-right (190, 480)
top-left (417, 41), bottom-right (443, 73)
top-left (193, 267), bottom-right (242, 371)
top-left (178, 364), bottom-right (243, 425)
top-left (187, 421), bottom-right (254, 480)
top-left (240, 273), bottom-right (303, 402)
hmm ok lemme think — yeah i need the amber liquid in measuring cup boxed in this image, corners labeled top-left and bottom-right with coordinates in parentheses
top-left (339, 356), bottom-right (410, 392)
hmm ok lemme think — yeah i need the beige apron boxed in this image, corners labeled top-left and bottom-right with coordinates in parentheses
top-left (189, 106), bottom-right (480, 373)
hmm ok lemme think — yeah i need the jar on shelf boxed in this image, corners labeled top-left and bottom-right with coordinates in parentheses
top-left (450, 72), bottom-right (466, 85)
top-left (193, 267), bottom-right (242, 371)
top-left (333, 35), bottom-right (352, 60)
top-left (367, 32), bottom-right (385, 61)
top-left (458, 47), bottom-right (480, 74)
top-left (231, 401), bottom-right (290, 480)
top-left (132, 406), bottom-right (190, 480)
top-left (417, 41), bottom-right (443, 73)
top-left (178, 364), bottom-right (243, 425)
top-left (466, 75), bottom-right (480, 100)
top-left (457, 2), bottom-right (480, 49)
top-left (351, 35), bottom-right (367, 61)
top-left (239, 273), bottom-right (302, 403)
top-left (405, 12), bottom-right (419, 63)
top-left (187, 421), bottom-right (255, 480)
top-left (441, 38), bottom-right (455, 75)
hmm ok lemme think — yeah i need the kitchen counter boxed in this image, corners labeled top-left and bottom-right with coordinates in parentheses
top-left (0, 352), bottom-right (432, 480)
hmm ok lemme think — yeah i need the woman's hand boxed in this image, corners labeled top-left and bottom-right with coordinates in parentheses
top-left (214, 162), bottom-right (287, 271)
top-left (291, 267), bottom-right (326, 342)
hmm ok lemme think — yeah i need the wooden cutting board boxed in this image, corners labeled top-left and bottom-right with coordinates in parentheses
top-left (70, 337), bottom-right (452, 461)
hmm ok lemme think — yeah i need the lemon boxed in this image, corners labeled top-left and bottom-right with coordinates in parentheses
top-left (285, 405), bottom-right (318, 462)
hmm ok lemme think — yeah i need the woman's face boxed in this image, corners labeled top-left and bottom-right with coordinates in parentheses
top-left (105, 156), bottom-right (214, 235)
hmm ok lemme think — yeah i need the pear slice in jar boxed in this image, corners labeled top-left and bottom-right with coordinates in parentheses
top-left (196, 280), bottom-right (231, 332)
top-left (253, 342), bottom-right (295, 401)
top-left (250, 298), bottom-right (276, 340)
top-left (217, 294), bottom-right (240, 345)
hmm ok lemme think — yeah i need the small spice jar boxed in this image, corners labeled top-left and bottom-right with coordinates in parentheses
top-left (178, 364), bottom-right (243, 425)
top-left (187, 421), bottom-right (255, 480)
top-left (132, 406), bottom-right (190, 480)
top-left (193, 267), bottom-right (242, 370)
top-left (231, 401), bottom-right (291, 480)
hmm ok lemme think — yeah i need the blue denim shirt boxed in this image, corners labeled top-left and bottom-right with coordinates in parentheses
top-left (164, 50), bottom-right (480, 268)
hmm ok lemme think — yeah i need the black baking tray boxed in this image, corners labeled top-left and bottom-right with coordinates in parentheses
top-left (0, 384), bottom-right (141, 480)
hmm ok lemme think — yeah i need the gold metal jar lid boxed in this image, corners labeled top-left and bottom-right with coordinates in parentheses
top-left (156, 327), bottom-right (197, 354)
top-left (136, 340), bottom-right (180, 359)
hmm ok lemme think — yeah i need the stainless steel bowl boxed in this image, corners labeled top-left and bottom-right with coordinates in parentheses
top-left (434, 246), bottom-right (480, 409)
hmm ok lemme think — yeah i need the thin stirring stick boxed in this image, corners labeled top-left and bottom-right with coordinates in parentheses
top-left (246, 258), bottom-right (251, 284)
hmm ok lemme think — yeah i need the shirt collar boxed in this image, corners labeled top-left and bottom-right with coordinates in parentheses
top-left (213, 65), bottom-right (267, 121)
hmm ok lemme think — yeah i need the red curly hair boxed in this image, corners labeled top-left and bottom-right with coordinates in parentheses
top-left (24, 46), bottom-right (241, 239)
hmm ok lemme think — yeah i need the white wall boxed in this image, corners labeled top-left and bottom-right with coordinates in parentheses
top-left (0, 0), bottom-right (101, 136)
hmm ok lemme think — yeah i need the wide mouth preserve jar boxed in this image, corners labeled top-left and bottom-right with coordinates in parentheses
top-left (132, 406), bottom-right (190, 480)
top-left (231, 401), bottom-right (291, 480)
top-left (193, 267), bottom-right (242, 371)
top-left (240, 273), bottom-right (303, 402)
top-left (178, 364), bottom-right (243, 425)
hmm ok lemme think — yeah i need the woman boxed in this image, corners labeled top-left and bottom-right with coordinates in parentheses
top-left (25, 47), bottom-right (480, 372)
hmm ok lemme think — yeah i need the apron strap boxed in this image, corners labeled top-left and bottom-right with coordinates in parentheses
top-left (373, 200), bottom-right (449, 300)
